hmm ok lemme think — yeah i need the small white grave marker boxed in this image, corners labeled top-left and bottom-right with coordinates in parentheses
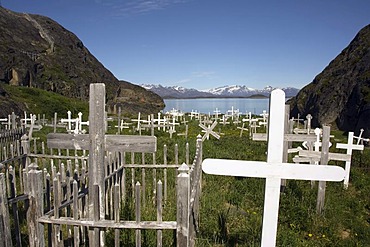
top-left (202, 89), bottom-right (345, 247)
top-left (354, 129), bottom-right (369, 145)
top-left (213, 108), bottom-right (221, 120)
top-left (199, 121), bottom-right (220, 141)
top-left (336, 132), bottom-right (364, 189)
top-left (237, 122), bottom-right (249, 137)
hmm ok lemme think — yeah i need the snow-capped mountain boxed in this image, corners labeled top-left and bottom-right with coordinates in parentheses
top-left (207, 85), bottom-right (256, 96)
top-left (141, 84), bottom-right (214, 98)
top-left (141, 84), bottom-right (300, 98)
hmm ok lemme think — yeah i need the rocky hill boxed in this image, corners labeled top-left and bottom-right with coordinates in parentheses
top-left (288, 24), bottom-right (370, 137)
top-left (0, 7), bottom-right (164, 116)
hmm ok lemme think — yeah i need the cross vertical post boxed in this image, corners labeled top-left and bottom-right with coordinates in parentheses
top-left (88, 83), bottom-right (106, 246)
top-left (261, 89), bottom-right (286, 246)
top-left (336, 132), bottom-right (364, 189)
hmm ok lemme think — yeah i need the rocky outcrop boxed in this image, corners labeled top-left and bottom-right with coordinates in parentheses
top-left (288, 24), bottom-right (370, 137)
top-left (0, 6), bottom-right (164, 115)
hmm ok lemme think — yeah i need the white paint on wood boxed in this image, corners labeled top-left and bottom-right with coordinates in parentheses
top-left (202, 89), bottom-right (345, 247)
top-left (336, 132), bottom-right (364, 189)
top-left (199, 121), bottom-right (220, 141)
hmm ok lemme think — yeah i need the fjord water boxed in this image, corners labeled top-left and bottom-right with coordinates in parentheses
top-left (163, 98), bottom-right (270, 115)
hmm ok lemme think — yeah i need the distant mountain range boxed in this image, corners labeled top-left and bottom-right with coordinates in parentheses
top-left (141, 84), bottom-right (300, 99)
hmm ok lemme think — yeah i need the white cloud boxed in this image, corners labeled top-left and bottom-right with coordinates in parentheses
top-left (97, 0), bottom-right (190, 17)
top-left (173, 78), bottom-right (191, 85)
top-left (172, 71), bottom-right (217, 87)
top-left (192, 71), bottom-right (216, 78)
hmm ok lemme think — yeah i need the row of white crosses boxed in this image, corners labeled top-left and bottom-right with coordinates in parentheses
top-left (292, 127), bottom-right (364, 189)
top-left (293, 114), bottom-right (315, 134)
top-left (258, 110), bottom-right (269, 128)
top-left (60, 111), bottom-right (89, 134)
top-left (225, 106), bottom-right (241, 121)
top-left (0, 112), bottom-right (17, 130)
top-left (202, 89), bottom-right (346, 247)
top-left (131, 112), bottom-right (185, 138)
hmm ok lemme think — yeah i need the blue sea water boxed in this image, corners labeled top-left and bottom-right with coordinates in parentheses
top-left (163, 98), bottom-right (270, 115)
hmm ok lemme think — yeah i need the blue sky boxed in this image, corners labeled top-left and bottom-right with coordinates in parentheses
top-left (2, 0), bottom-right (370, 90)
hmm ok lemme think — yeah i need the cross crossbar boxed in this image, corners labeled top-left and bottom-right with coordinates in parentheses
top-left (47, 133), bottom-right (157, 153)
top-left (202, 159), bottom-right (345, 181)
top-left (253, 133), bottom-right (317, 142)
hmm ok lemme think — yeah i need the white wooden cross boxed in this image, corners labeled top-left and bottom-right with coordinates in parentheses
top-left (60, 111), bottom-right (78, 133)
top-left (258, 111), bottom-right (268, 128)
top-left (336, 132), bottom-right (364, 189)
top-left (202, 89), bottom-right (345, 247)
top-left (242, 112), bottom-right (252, 124)
top-left (190, 110), bottom-right (200, 120)
top-left (22, 112), bottom-right (34, 128)
top-left (220, 115), bottom-right (230, 126)
top-left (153, 113), bottom-right (167, 131)
top-left (225, 106), bottom-right (234, 120)
top-left (131, 112), bottom-right (143, 132)
top-left (77, 112), bottom-right (89, 134)
top-left (259, 110), bottom-right (269, 123)
top-left (0, 117), bottom-right (8, 129)
top-left (226, 106), bottom-right (240, 120)
top-left (237, 122), bottom-right (249, 137)
top-left (305, 114), bottom-right (313, 134)
top-left (213, 108), bottom-right (221, 121)
top-left (354, 129), bottom-right (369, 145)
top-left (291, 113), bottom-right (304, 129)
top-left (115, 119), bottom-right (130, 131)
top-left (199, 121), bottom-right (220, 141)
top-left (249, 120), bottom-right (260, 137)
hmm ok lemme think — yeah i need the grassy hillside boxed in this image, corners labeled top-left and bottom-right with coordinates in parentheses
top-left (0, 83), bottom-right (88, 117)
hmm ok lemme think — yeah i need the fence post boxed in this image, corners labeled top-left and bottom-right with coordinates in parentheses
top-left (27, 163), bottom-right (45, 247)
top-left (0, 173), bottom-right (12, 247)
top-left (21, 133), bottom-right (31, 174)
top-left (190, 135), bottom-right (203, 246)
top-left (177, 163), bottom-right (189, 247)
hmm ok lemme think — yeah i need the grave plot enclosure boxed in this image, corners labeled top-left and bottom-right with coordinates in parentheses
top-left (0, 83), bottom-right (203, 247)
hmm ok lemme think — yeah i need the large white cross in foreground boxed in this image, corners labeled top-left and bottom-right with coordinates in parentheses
top-left (202, 89), bottom-right (345, 247)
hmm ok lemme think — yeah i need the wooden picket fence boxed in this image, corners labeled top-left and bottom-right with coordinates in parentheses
top-left (0, 129), bottom-right (203, 247)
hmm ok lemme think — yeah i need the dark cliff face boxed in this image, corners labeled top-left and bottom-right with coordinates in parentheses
top-left (288, 24), bottom-right (370, 137)
top-left (0, 7), bottom-right (164, 115)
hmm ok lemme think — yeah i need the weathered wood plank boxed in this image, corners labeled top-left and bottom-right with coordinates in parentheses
top-left (176, 164), bottom-right (190, 247)
top-left (27, 167), bottom-right (45, 247)
top-left (253, 133), bottom-right (317, 142)
top-left (298, 150), bottom-right (351, 162)
top-left (47, 133), bottom-right (90, 150)
top-left (106, 135), bottom-right (157, 153)
top-left (47, 133), bottom-right (157, 153)
top-left (37, 217), bottom-right (177, 229)
top-left (0, 173), bottom-right (12, 247)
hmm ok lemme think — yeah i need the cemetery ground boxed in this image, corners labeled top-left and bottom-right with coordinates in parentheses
top-left (26, 113), bottom-right (370, 247)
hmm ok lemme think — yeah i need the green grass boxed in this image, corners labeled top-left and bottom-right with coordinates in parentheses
top-left (111, 117), bottom-right (370, 246)
top-left (27, 115), bottom-right (370, 246)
